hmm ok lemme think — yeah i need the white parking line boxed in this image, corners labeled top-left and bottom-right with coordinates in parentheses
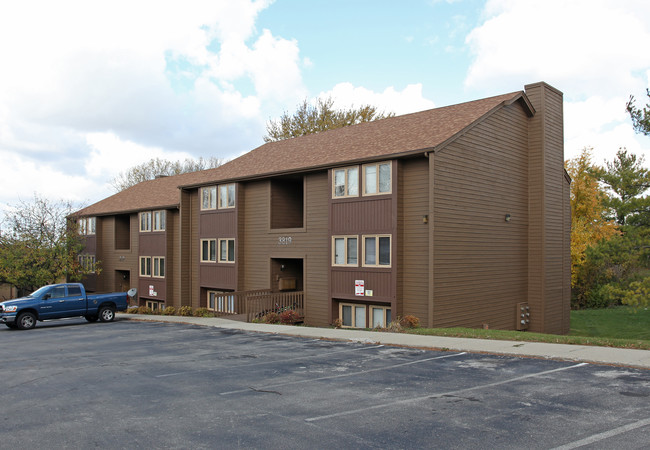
top-left (220, 352), bottom-right (467, 395)
top-left (305, 362), bottom-right (589, 422)
top-left (551, 417), bottom-right (650, 450)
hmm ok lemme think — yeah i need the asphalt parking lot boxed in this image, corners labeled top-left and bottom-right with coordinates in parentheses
top-left (1, 318), bottom-right (649, 449)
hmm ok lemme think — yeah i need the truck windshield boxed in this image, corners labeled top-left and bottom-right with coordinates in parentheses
top-left (28, 286), bottom-right (53, 298)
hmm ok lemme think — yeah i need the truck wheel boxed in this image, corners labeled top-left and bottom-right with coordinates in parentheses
top-left (16, 312), bottom-right (37, 330)
top-left (85, 315), bottom-right (98, 322)
top-left (98, 306), bottom-right (115, 322)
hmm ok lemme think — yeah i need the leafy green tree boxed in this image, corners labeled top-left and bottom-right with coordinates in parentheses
top-left (110, 156), bottom-right (224, 192)
top-left (594, 149), bottom-right (650, 227)
top-left (626, 89), bottom-right (650, 136)
top-left (264, 96), bottom-right (395, 143)
top-left (0, 195), bottom-right (92, 292)
top-left (565, 148), bottom-right (619, 288)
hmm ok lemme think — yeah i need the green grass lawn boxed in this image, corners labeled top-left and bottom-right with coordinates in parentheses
top-left (403, 306), bottom-right (650, 350)
top-left (570, 306), bottom-right (650, 340)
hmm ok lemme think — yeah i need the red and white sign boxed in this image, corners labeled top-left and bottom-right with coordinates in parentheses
top-left (355, 280), bottom-right (365, 296)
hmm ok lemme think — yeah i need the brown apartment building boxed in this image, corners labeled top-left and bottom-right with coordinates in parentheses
top-left (74, 82), bottom-right (570, 334)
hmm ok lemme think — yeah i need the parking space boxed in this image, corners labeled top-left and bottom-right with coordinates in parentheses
top-left (1, 319), bottom-right (649, 449)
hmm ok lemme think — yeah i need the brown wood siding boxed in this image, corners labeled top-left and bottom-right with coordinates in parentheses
top-left (96, 214), bottom-right (139, 294)
top-left (433, 101), bottom-right (530, 330)
top-left (331, 198), bottom-right (393, 233)
top-left (271, 178), bottom-right (304, 229)
top-left (178, 190), bottom-right (195, 308)
top-left (242, 173), bottom-right (330, 326)
top-left (397, 157), bottom-right (430, 323)
top-left (200, 210), bottom-right (237, 237)
top-left (525, 82), bottom-right (567, 334)
top-left (189, 190), bottom-right (200, 309)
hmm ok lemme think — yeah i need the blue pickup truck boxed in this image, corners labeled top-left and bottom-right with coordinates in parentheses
top-left (0, 283), bottom-right (131, 330)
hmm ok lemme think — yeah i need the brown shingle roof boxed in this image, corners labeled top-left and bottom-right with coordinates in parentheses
top-left (76, 90), bottom-right (529, 217)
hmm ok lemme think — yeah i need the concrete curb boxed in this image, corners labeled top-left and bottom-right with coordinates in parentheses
top-left (117, 314), bottom-right (650, 369)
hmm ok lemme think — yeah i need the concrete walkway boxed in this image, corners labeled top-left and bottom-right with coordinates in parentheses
top-left (118, 314), bottom-right (650, 370)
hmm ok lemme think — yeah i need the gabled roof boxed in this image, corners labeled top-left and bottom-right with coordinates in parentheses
top-left (75, 90), bottom-right (532, 217)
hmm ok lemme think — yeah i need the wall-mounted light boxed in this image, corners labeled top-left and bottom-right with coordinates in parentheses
top-left (423, 215), bottom-right (429, 224)
top-left (280, 264), bottom-right (285, 271)
top-left (505, 214), bottom-right (511, 222)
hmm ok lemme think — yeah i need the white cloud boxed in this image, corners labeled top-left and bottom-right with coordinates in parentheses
top-left (0, 0), bottom-right (304, 216)
top-left (464, 0), bottom-right (650, 167)
top-left (319, 83), bottom-right (436, 116)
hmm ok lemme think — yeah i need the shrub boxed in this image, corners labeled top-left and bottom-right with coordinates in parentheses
top-left (193, 307), bottom-right (214, 318)
top-left (161, 306), bottom-right (176, 316)
top-left (384, 320), bottom-right (403, 332)
top-left (399, 315), bottom-right (420, 329)
top-left (263, 312), bottom-right (280, 324)
top-left (178, 306), bottom-right (193, 316)
top-left (137, 306), bottom-right (153, 315)
top-left (125, 306), bottom-right (139, 314)
top-left (279, 309), bottom-right (300, 324)
top-left (332, 318), bottom-right (343, 329)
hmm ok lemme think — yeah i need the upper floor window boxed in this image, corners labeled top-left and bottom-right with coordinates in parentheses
top-left (363, 235), bottom-right (391, 267)
top-left (202, 186), bottom-right (217, 210)
top-left (140, 210), bottom-right (165, 232)
top-left (201, 239), bottom-right (217, 262)
top-left (153, 256), bottom-right (165, 278)
top-left (332, 166), bottom-right (359, 198)
top-left (219, 238), bottom-right (235, 263)
top-left (78, 217), bottom-right (96, 235)
top-left (363, 162), bottom-right (391, 195)
top-left (219, 184), bottom-right (236, 209)
top-left (153, 211), bottom-right (166, 231)
top-left (140, 212), bottom-right (152, 232)
top-left (78, 254), bottom-right (96, 273)
top-left (202, 184), bottom-right (236, 210)
top-left (332, 236), bottom-right (358, 266)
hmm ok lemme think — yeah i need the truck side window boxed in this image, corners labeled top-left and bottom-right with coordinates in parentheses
top-left (67, 286), bottom-right (82, 296)
top-left (50, 286), bottom-right (66, 299)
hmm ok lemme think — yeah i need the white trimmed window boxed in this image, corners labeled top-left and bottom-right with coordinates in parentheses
top-left (140, 212), bottom-right (152, 232)
top-left (363, 162), bottom-right (391, 195)
top-left (78, 254), bottom-right (96, 273)
top-left (370, 305), bottom-right (392, 328)
top-left (146, 300), bottom-right (165, 312)
top-left (139, 256), bottom-right (152, 277)
top-left (201, 186), bottom-right (217, 210)
top-left (363, 235), bottom-right (391, 267)
top-left (153, 210), bottom-right (166, 231)
top-left (332, 166), bottom-right (359, 198)
top-left (332, 236), bottom-right (358, 266)
top-left (340, 303), bottom-right (367, 328)
top-left (78, 217), bottom-right (96, 235)
top-left (218, 184), bottom-right (236, 209)
top-left (153, 257), bottom-right (165, 278)
top-left (201, 239), bottom-right (217, 262)
top-left (219, 238), bottom-right (235, 263)
top-left (207, 291), bottom-right (236, 313)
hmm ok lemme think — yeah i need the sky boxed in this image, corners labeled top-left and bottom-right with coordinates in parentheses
top-left (1, 0), bottom-right (649, 216)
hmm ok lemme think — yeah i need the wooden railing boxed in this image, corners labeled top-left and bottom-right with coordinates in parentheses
top-left (210, 289), bottom-right (304, 323)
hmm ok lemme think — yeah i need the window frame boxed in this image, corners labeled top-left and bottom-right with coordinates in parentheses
top-left (362, 161), bottom-right (392, 196)
top-left (218, 238), bottom-right (235, 263)
top-left (207, 290), bottom-right (236, 314)
top-left (332, 166), bottom-right (359, 199)
top-left (339, 303), bottom-right (367, 328)
top-left (152, 256), bottom-right (165, 278)
top-left (331, 235), bottom-right (359, 267)
top-left (370, 305), bottom-right (392, 328)
top-left (139, 256), bottom-right (152, 277)
top-left (362, 234), bottom-right (392, 268)
top-left (201, 186), bottom-right (217, 210)
top-left (146, 300), bottom-right (165, 312)
top-left (140, 212), bottom-right (152, 232)
top-left (152, 210), bottom-right (166, 231)
top-left (78, 254), bottom-right (96, 273)
top-left (218, 183), bottom-right (236, 209)
top-left (200, 239), bottom-right (217, 263)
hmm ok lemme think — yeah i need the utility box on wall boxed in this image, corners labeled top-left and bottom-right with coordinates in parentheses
top-left (517, 302), bottom-right (530, 330)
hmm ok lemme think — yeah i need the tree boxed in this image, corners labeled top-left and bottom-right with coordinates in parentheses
top-left (594, 149), bottom-right (650, 227)
top-left (565, 148), bottom-right (619, 289)
top-left (0, 195), bottom-right (92, 293)
top-left (264, 96), bottom-right (395, 143)
top-left (110, 156), bottom-right (224, 192)
top-left (626, 89), bottom-right (650, 136)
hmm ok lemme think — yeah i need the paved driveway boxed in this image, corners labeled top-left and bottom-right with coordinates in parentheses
top-left (1, 319), bottom-right (648, 449)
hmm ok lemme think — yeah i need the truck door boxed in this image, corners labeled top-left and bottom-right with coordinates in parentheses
top-left (39, 285), bottom-right (85, 319)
